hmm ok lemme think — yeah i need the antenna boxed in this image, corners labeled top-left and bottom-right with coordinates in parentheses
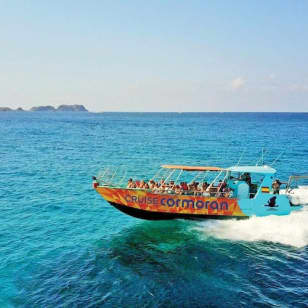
top-left (256, 148), bottom-right (266, 166)
top-left (236, 147), bottom-right (246, 166)
top-left (271, 150), bottom-right (285, 166)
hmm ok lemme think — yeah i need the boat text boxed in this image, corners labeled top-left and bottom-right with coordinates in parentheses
top-left (124, 195), bottom-right (229, 210)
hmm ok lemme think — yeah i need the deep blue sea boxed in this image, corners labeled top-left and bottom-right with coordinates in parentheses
top-left (1, 112), bottom-right (308, 307)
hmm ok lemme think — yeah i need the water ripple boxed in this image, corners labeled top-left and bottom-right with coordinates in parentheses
top-left (1, 112), bottom-right (307, 307)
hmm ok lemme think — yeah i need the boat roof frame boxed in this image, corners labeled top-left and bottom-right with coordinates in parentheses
top-left (161, 165), bottom-right (223, 172)
top-left (162, 164), bottom-right (277, 175)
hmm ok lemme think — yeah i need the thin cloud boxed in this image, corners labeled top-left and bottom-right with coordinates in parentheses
top-left (289, 84), bottom-right (308, 92)
top-left (231, 77), bottom-right (245, 90)
top-left (269, 73), bottom-right (276, 80)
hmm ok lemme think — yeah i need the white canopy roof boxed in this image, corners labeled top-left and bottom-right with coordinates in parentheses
top-left (227, 165), bottom-right (276, 174)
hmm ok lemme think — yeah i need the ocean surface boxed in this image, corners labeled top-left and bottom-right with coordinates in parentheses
top-left (1, 112), bottom-right (308, 307)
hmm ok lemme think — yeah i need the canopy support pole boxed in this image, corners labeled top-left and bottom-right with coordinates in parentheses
top-left (206, 170), bottom-right (223, 193)
top-left (98, 167), bottom-right (109, 181)
top-left (172, 169), bottom-right (183, 189)
top-left (165, 169), bottom-right (176, 183)
top-left (191, 171), bottom-right (201, 183)
top-left (216, 172), bottom-right (228, 197)
top-left (201, 171), bottom-right (209, 183)
top-left (152, 168), bottom-right (162, 182)
top-left (109, 167), bottom-right (118, 184)
top-left (118, 169), bottom-right (127, 187)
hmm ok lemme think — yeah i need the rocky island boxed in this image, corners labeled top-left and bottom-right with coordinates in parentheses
top-left (30, 105), bottom-right (56, 112)
top-left (57, 104), bottom-right (88, 112)
top-left (0, 107), bottom-right (14, 111)
top-left (0, 104), bottom-right (89, 112)
top-left (31, 104), bottom-right (88, 112)
top-left (0, 107), bottom-right (25, 111)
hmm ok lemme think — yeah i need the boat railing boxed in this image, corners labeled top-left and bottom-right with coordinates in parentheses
top-left (95, 165), bottom-right (233, 198)
top-left (97, 166), bottom-right (128, 187)
top-left (286, 175), bottom-right (308, 193)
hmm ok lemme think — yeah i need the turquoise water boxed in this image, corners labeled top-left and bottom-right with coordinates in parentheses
top-left (1, 112), bottom-right (308, 307)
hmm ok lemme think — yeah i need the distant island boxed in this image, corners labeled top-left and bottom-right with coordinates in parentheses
top-left (0, 107), bottom-right (25, 112)
top-left (57, 104), bottom-right (88, 112)
top-left (30, 105), bottom-right (56, 112)
top-left (0, 107), bottom-right (16, 112)
top-left (0, 104), bottom-right (88, 112)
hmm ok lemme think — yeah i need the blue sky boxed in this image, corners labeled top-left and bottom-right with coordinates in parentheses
top-left (1, 0), bottom-right (308, 111)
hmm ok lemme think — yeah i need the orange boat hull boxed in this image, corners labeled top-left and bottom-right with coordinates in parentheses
top-left (96, 187), bottom-right (248, 220)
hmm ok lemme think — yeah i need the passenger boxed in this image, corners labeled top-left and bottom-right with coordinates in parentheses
top-left (218, 180), bottom-right (226, 188)
top-left (222, 187), bottom-right (228, 197)
top-left (152, 183), bottom-right (160, 193)
top-left (224, 188), bottom-right (233, 198)
top-left (127, 178), bottom-right (134, 188)
top-left (158, 184), bottom-right (164, 193)
top-left (218, 181), bottom-right (227, 196)
top-left (161, 185), bottom-right (167, 193)
top-left (201, 182), bottom-right (208, 194)
top-left (202, 190), bottom-right (209, 197)
top-left (137, 180), bottom-right (145, 188)
top-left (193, 182), bottom-right (199, 195)
top-left (148, 180), bottom-right (155, 190)
top-left (199, 182), bottom-right (208, 195)
top-left (155, 182), bottom-right (164, 193)
top-left (194, 182), bottom-right (201, 196)
top-left (221, 181), bottom-right (227, 190)
top-left (241, 173), bottom-right (252, 185)
top-left (180, 182), bottom-right (185, 194)
top-left (246, 173), bottom-right (252, 185)
top-left (272, 179), bottom-right (283, 194)
top-left (174, 185), bottom-right (182, 195)
top-left (163, 184), bottom-right (170, 194)
top-left (190, 181), bottom-right (196, 187)
top-left (188, 181), bottom-right (196, 194)
top-left (187, 184), bottom-right (193, 194)
top-left (182, 182), bottom-right (188, 192)
top-left (167, 184), bottom-right (175, 194)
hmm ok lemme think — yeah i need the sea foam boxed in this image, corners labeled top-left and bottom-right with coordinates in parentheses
top-left (284, 186), bottom-right (308, 205)
top-left (195, 205), bottom-right (308, 248)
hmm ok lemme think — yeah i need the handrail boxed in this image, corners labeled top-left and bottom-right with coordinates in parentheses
top-left (286, 175), bottom-right (308, 192)
top-left (118, 169), bottom-right (127, 187)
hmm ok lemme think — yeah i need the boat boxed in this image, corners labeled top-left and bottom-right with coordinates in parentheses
top-left (93, 164), bottom-right (308, 220)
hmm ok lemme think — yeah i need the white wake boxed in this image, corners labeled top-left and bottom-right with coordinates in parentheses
top-left (194, 206), bottom-right (308, 248)
top-left (283, 186), bottom-right (308, 205)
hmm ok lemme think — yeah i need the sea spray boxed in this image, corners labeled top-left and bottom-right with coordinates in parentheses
top-left (284, 186), bottom-right (308, 205)
top-left (194, 207), bottom-right (308, 248)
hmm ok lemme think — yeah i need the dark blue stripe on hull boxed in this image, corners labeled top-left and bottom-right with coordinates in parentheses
top-left (108, 202), bottom-right (248, 220)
